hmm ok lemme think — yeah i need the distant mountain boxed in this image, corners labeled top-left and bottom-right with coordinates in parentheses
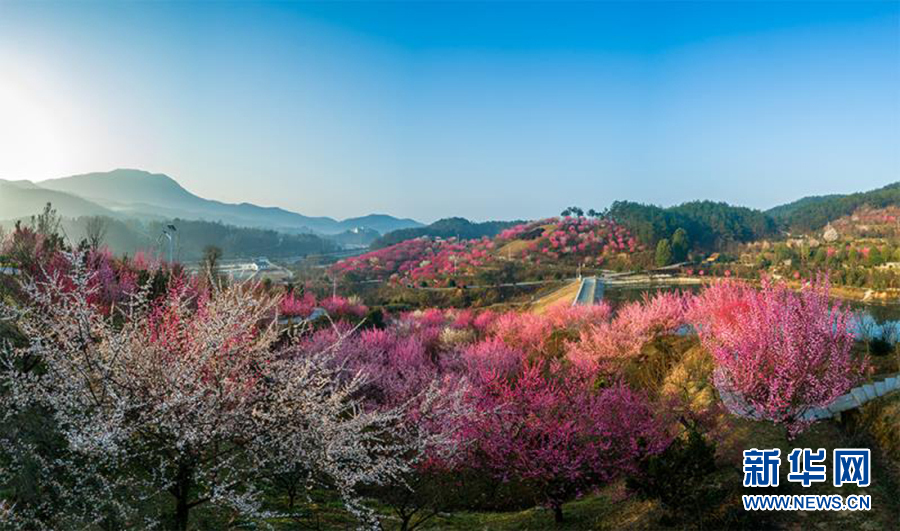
top-left (31, 169), bottom-right (423, 235)
top-left (767, 182), bottom-right (900, 232)
top-left (0, 179), bottom-right (113, 220)
top-left (340, 214), bottom-right (422, 235)
top-left (331, 226), bottom-right (382, 247)
top-left (371, 217), bottom-right (521, 249)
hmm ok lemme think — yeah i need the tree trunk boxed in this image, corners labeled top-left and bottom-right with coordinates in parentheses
top-left (287, 489), bottom-right (296, 510)
top-left (173, 462), bottom-right (192, 531)
top-left (175, 495), bottom-right (189, 531)
top-left (553, 504), bottom-right (564, 523)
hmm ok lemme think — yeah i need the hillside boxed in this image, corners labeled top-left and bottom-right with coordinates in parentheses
top-left (333, 216), bottom-right (642, 286)
top-left (822, 205), bottom-right (900, 240)
top-left (767, 182), bottom-right (900, 232)
top-left (32, 169), bottom-right (422, 235)
top-left (608, 200), bottom-right (777, 250)
top-left (764, 193), bottom-right (842, 220)
top-left (47, 216), bottom-right (340, 262)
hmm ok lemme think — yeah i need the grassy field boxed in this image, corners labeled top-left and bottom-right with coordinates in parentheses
top-left (527, 280), bottom-right (581, 313)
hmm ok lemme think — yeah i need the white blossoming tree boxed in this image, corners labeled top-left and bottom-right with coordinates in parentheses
top-left (0, 253), bottom-right (408, 529)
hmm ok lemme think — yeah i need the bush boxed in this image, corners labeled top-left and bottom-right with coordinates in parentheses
top-left (627, 421), bottom-right (723, 526)
top-left (869, 335), bottom-right (894, 357)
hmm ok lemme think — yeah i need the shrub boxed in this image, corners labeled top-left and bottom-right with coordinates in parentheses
top-left (627, 420), bottom-right (723, 526)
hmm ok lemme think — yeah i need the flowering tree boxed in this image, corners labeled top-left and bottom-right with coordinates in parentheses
top-left (300, 324), bottom-right (475, 531)
top-left (566, 291), bottom-right (687, 378)
top-left (279, 290), bottom-right (317, 317)
top-left (278, 291), bottom-right (368, 321)
top-left (689, 276), bottom-right (864, 436)
top-left (490, 303), bottom-right (612, 359)
top-left (465, 361), bottom-right (669, 522)
top-left (0, 253), bottom-right (408, 529)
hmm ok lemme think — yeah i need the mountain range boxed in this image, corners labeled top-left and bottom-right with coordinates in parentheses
top-left (0, 169), bottom-right (422, 235)
top-left (3, 169), bottom-right (897, 246)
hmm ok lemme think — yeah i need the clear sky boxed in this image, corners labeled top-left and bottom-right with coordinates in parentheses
top-left (0, 1), bottom-right (898, 222)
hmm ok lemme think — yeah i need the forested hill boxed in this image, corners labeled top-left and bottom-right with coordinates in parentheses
top-left (608, 200), bottom-right (777, 251)
top-left (371, 217), bottom-right (521, 249)
top-left (33, 217), bottom-right (340, 262)
top-left (766, 182), bottom-right (900, 232)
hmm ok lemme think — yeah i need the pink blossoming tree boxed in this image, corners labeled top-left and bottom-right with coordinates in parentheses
top-left (466, 360), bottom-right (669, 522)
top-left (689, 276), bottom-right (865, 436)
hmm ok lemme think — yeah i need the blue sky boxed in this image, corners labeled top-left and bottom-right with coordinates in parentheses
top-left (0, 1), bottom-right (897, 222)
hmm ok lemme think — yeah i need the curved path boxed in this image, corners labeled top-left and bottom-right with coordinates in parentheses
top-left (720, 374), bottom-right (900, 421)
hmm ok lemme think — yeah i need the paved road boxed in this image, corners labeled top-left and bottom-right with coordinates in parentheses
top-left (573, 277), bottom-right (602, 306)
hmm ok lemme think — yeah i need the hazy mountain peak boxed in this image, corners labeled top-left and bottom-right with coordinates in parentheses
top-left (22, 169), bottom-right (423, 235)
top-left (0, 179), bottom-right (41, 190)
top-left (39, 169), bottom-right (195, 208)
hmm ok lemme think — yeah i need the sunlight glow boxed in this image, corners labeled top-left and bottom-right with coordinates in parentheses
top-left (0, 57), bottom-right (94, 181)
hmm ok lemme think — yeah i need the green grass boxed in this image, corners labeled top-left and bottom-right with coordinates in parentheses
top-left (417, 489), bottom-right (662, 531)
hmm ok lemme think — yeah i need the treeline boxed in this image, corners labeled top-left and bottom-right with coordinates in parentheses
top-left (51, 216), bottom-right (339, 261)
top-left (608, 200), bottom-right (777, 251)
top-left (371, 217), bottom-right (521, 249)
top-left (767, 182), bottom-right (900, 232)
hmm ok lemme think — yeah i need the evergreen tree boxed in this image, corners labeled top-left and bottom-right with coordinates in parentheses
top-left (655, 239), bottom-right (673, 267)
top-left (670, 228), bottom-right (689, 262)
top-left (868, 247), bottom-right (884, 266)
top-left (814, 247), bottom-right (827, 264)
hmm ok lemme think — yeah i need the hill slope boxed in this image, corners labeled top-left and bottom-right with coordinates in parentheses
top-left (0, 180), bottom-right (113, 220)
top-left (766, 182), bottom-right (900, 232)
top-left (608, 200), bottom-right (777, 250)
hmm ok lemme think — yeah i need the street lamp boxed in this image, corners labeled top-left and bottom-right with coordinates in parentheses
top-left (159, 224), bottom-right (177, 264)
